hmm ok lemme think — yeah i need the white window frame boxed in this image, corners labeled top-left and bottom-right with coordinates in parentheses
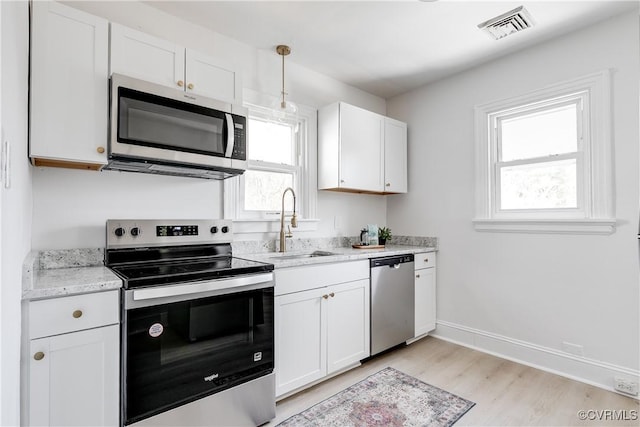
top-left (473, 70), bottom-right (615, 234)
top-left (224, 89), bottom-right (318, 234)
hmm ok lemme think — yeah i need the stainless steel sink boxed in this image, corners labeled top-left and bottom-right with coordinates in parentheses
top-left (270, 250), bottom-right (338, 260)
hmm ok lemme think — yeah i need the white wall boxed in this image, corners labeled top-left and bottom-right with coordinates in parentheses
top-left (32, 1), bottom-right (387, 250)
top-left (1, 1), bottom-right (32, 424)
top-left (387, 10), bottom-right (639, 389)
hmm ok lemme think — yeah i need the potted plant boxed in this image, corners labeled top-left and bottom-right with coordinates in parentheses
top-left (378, 227), bottom-right (392, 246)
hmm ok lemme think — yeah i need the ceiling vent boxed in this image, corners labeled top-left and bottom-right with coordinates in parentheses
top-left (478, 6), bottom-right (535, 40)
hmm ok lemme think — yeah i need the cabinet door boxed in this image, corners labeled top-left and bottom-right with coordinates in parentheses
top-left (275, 288), bottom-right (327, 397)
top-left (339, 103), bottom-right (384, 192)
top-left (110, 23), bottom-right (185, 90)
top-left (29, 325), bottom-right (119, 427)
top-left (30, 1), bottom-right (108, 166)
top-left (384, 118), bottom-right (408, 193)
top-left (327, 279), bottom-right (370, 374)
top-left (414, 267), bottom-right (436, 337)
top-left (185, 49), bottom-right (241, 103)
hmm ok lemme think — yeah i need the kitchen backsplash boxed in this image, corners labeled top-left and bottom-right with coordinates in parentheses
top-left (25, 236), bottom-right (439, 271)
top-left (235, 235), bottom-right (438, 254)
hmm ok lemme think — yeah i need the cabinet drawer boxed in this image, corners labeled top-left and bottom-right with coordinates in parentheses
top-left (275, 260), bottom-right (369, 296)
top-left (414, 252), bottom-right (436, 270)
top-left (29, 291), bottom-right (119, 339)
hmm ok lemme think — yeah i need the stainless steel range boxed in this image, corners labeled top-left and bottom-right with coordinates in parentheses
top-left (105, 219), bottom-right (275, 427)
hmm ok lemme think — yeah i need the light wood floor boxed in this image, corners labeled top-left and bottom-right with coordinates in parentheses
top-left (268, 337), bottom-right (639, 426)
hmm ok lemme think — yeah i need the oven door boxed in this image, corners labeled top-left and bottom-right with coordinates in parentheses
top-left (122, 274), bottom-right (274, 426)
top-left (109, 74), bottom-right (246, 168)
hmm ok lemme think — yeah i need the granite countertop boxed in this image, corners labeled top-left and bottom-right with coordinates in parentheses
top-left (22, 236), bottom-right (437, 300)
top-left (22, 249), bottom-right (122, 301)
top-left (239, 244), bottom-right (436, 269)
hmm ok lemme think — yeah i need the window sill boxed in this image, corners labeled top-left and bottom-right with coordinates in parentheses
top-left (232, 218), bottom-right (320, 234)
top-left (472, 218), bottom-right (616, 235)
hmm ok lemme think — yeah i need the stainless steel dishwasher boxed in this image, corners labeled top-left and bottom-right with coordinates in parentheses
top-left (370, 254), bottom-right (415, 356)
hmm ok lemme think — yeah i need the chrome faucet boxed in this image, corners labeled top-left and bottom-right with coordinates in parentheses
top-left (279, 187), bottom-right (298, 252)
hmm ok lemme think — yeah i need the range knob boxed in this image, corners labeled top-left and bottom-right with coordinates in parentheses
top-left (210, 226), bottom-right (218, 234)
top-left (114, 227), bottom-right (125, 237)
top-left (221, 226), bottom-right (229, 233)
top-left (130, 227), bottom-right (140, 237)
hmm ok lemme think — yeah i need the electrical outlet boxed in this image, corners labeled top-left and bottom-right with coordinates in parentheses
top-left (614, 377), bottom-right (639, 396)
top-left (562, 341), bottom-right (584, 357)
top-left (334, 216), bottom-right (341, 230)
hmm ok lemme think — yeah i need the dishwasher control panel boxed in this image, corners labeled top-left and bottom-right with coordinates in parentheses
top-left (370, 254), bottom-right (414, 268)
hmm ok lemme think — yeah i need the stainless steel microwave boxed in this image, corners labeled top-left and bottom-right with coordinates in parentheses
top-left (105, 73), bottom-right (247, 180)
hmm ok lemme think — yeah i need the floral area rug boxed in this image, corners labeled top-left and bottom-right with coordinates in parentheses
top-left (277, 367), bottom-right (475, 427)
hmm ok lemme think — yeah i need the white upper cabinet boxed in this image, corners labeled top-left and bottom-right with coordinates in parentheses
top-left (318, 102), bottom-right (407, 194)
top-left (29, 1), bottom-right (109, 168)
top-left (110, 24), bottom-right (242, 104)
top-left (185, 49), bottom-right (241, 104)
top-left (384, 117), bottom-right (408, 193)
top-left (110, 23), bottom-right (185, 90)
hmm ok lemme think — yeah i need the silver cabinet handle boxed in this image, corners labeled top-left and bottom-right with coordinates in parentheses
top-left (322, 294), bottom-right (329, 299)
top-left (416, 274), bottom-right (420, 278)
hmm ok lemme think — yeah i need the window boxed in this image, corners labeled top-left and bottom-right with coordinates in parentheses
top-left (224, 91), bottom-right (318, 233)
top-left (474, 71), bottom-right (614, 234)
top-left (242, 115), bottom-right (299, 215)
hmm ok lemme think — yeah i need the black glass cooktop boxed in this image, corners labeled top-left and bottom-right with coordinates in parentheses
top-left (106, 244), bottom-right (273, 289)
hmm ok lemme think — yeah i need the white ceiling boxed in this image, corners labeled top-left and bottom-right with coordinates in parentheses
top-left (145, 0), bottom-right (637, 99)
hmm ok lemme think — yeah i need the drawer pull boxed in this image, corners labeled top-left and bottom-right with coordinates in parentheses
top-left (72, 310), bottom-right (83, 319)
top-left (424, 258), bottom-right (429, 262)
top-left (33, 352), bottom-right (45, 361)
top-left (96, 146), bottom-right (105, 154)
top-left (187, 83), bottom-right (194, 90)
top-left (329, 292), bottom-right (335, 298)
top-left (322, 294), bottom-right (329, 299)
top-left (177, 80), bottom-right (184, 87)
top-left (416, 274), bottom-right (420, 278)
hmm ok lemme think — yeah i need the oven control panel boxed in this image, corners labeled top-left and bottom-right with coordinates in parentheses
top-left (107, 219), bottom-right (232, 248)
top-left (156, 225), bottom-right (199, 237)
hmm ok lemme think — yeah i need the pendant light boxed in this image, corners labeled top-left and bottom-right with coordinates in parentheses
top-left (275, 44), bottom-right (298, 117)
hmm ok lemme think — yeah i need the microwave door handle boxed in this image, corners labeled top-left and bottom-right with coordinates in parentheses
top-left (224, 113), bottom-right (235, 157)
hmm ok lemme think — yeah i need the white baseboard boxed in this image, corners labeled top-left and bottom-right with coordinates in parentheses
top-left (432, 320), bottom-right (639, 400)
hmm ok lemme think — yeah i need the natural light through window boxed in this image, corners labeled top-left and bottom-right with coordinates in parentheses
top-left (497, 102), bottom-right (580, 211)
top-left (248, 119), bottom-right (295, 165)
top-left (223, 93), bottom-right (318, 233)
top-left (473, 71), bottom-right (614, 234)
top-left (243, 117), bottom-right (299, 215)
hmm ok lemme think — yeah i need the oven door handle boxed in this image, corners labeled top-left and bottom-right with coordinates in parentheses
top-left (131, 272), bottom-right (273, 302)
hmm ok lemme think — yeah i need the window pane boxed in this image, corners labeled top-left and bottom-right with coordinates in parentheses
top-left (500, 159), bottom-right (577, 210)
top-left (500, 104), bottom-right (577, 162)
top-left (244, 170), bottom-right (294, 212)
top-left (248, 118), bottom-right (294, 165)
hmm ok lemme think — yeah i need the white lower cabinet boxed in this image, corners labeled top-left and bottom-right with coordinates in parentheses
top-left (29, 326), bottom-right (119, 427)
top-left (274, 261), bottom-right (370, 397)
top-left (326, 280), bottom-right (369, 374)
top-left (414, 252), bottom-right (437, 338)
top-left (24, 290), bottom-right (120, 427)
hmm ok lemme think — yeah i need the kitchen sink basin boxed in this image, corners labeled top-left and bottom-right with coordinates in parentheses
top-left (270, 250), bottom-right (338, 260)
